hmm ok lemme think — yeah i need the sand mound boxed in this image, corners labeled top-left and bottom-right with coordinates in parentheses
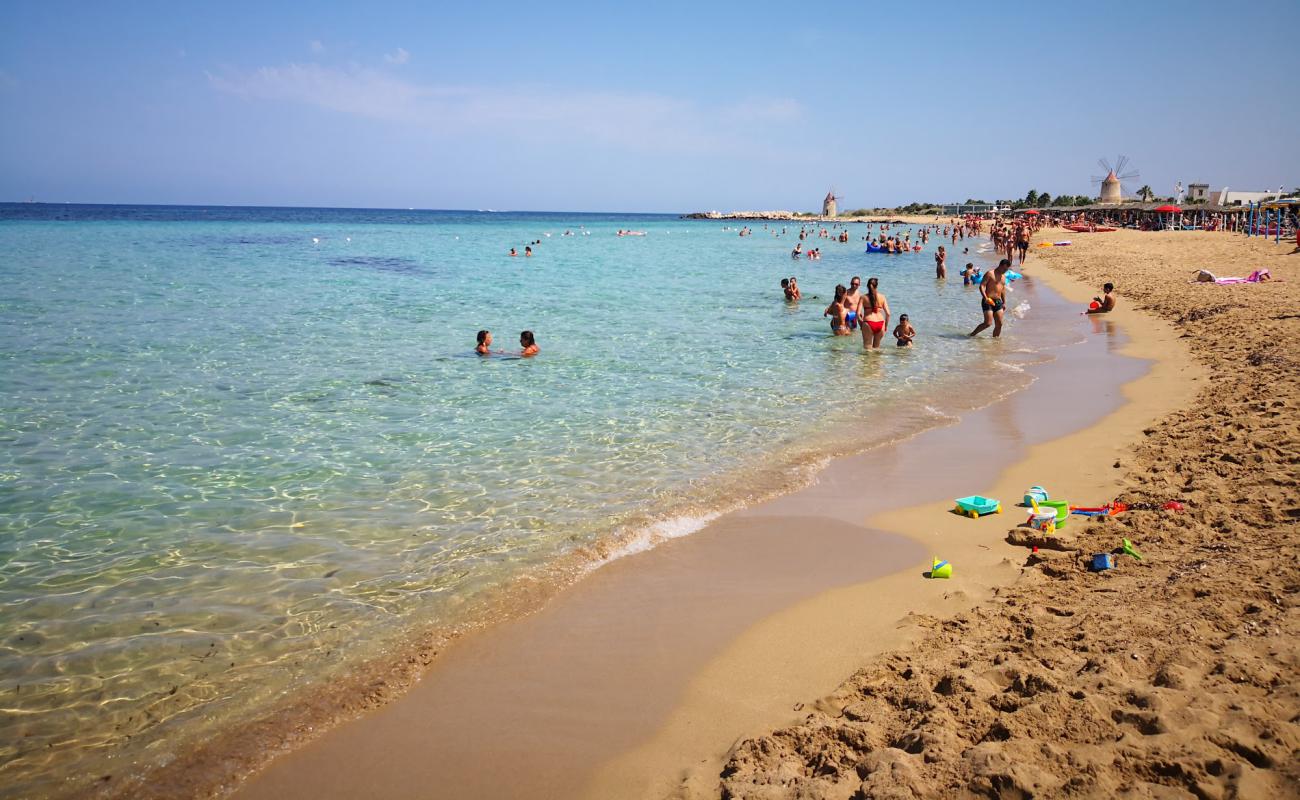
top-left (719, 231), bottom-right (1300, 799)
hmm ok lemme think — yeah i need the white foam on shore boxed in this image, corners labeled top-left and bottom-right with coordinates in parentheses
top-left (597, 510), bottom-right (724, 565)
top-left (922, 404), bottom-right (959, 421)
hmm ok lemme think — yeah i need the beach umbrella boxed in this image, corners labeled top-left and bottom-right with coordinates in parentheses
top-left (1155, 204), bottom-right (1183, 230)
top-left (1024, 209), bottom-right (1040, 215)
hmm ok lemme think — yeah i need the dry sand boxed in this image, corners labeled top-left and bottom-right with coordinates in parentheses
top-left (716, 230), bottom-right (1300, 799)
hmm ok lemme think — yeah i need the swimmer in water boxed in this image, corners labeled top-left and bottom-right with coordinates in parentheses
top-left (843, 276), bottom-right (862, 331)
top-left (893, 314), bottom-right (916, 347)
top-left (825, 285), bottom-right (851, 335)
top-left (509, 248), bottom-right (517, 257)
top-left (525, 246), bottom-right (533, 257)
top-left (476, 329), bottom-right (493, 355)
top-left (961, 263), bottom-right (976, 285)
top-left (856, 277), bottom-right (890, 349)
top-left (788, 276), bottom-right (802, 300)
top-left (520, 330), bottom-right (539, 357)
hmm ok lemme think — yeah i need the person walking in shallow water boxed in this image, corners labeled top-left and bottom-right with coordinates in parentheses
top-left (935, 246), bottom-right (947, 280)
top-left (969, 259), bottom-right (1011, 338)
top-left (856, 277), bottom-right (890, 349)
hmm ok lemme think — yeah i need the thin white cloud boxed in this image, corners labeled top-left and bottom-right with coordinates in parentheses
top-left (310, 39), bottom-right (325, 54)
top-left (384, 47), bottom-right (410, 65)
top-left (206, 61), bottom-right (802, 155)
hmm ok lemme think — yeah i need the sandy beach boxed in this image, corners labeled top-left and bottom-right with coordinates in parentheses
top-left (718, 230), bottom-right (1300, 798)
top-left (199, 228), bottom-right (1274, 800)
top-left (79, 227), bottom-right (1297, 800)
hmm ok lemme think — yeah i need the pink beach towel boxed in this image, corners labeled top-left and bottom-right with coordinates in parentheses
top-left (1214, 269), bottom-right (1273, 285)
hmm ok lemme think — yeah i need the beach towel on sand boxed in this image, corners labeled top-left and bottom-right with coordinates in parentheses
top-left (1213, 269), bottom-right (1272, 285)
top-left (1194, 268), bottom-right (1274, 285)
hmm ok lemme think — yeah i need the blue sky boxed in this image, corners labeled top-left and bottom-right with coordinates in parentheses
top-left (2, 0), bottom-right (1296, 212)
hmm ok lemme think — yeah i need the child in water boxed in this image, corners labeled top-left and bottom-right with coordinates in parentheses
top-left (961, 263), bottom-right (976, 285)
top-left (476, 330), bottom-right (493, 355)
top-left (520, 330), bottom-right (539, 357)
top-left (893, 314), bottom-right (916, 347)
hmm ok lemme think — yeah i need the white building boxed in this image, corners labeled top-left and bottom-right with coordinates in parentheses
top-left (1207, 187), bottom-right (1284, 206)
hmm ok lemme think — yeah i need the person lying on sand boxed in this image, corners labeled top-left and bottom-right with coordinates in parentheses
top-left (1086, 283), bottom-right (1117, 314)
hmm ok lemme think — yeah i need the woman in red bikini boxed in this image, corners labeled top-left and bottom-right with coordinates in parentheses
top-left (856, 276), bottom-right (891, 349)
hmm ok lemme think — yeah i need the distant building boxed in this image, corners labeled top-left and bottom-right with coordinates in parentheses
top-left (941, 203), bottom-right (1002, 215)
top-left (1186, 183), bottom-right (1209, 202)
top-left (822, 191), bottom-right (838, 218)
top-left (1098, 172), bottom-right (1124, 204)
top-left (1207, 187), bottom-right (1284, 206)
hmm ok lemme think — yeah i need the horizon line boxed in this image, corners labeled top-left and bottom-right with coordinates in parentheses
top-left (0, 200), bottom-right (706, 215)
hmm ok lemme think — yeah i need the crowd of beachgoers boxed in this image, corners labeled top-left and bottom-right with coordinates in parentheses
top-left (485, 215), bottom-right (1120, 359)
top-left (776, 214), bottom-right (1111, 348)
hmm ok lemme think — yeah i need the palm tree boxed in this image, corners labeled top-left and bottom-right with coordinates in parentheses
top-left (1024, 189), bottom-right (1039, 207)
top-left (1137, 185), bottom-right (1154, 202)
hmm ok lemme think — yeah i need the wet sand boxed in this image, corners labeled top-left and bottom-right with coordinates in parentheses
top-left (230, 269), bottom-right (1159, 799)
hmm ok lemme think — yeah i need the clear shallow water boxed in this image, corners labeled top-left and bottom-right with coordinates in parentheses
top-left (0, 205), bottom-right (1069, 796)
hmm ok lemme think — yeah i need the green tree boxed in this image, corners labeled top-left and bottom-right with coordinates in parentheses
top-left (1137, 185), bottom-right (1154, 202)
top-left (1037, 192), bottom-right (1052, 208)
top-left (1024, 189), bottom-right (1039, 207)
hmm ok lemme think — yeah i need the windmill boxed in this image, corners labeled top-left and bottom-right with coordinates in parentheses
top-left (1091, 156), bottom-right (1139, 204)
top-left (822, 188), bottom-right (838, 218)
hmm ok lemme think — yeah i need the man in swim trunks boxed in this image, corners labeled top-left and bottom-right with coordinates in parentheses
top-left (842, 276), bottom-right (862, 331)
top-left (969, 259), bottom-right (1011, 338)
top-left (1016, 226), bottom-right (1030, 264)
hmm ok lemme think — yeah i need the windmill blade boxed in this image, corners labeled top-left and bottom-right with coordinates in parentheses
top-left (1115, 155), bottom-right (1129, 175)
top-left (1098, 158), bottom-right (1112, 173)
top-left (1119, 171), bottom-right (1140, 180)
top-left (1091, 175), bottom-right (1106, 183)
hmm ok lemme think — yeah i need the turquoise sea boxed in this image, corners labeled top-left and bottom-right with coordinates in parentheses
top-left (0, 205), bottom-right (1071, 796)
